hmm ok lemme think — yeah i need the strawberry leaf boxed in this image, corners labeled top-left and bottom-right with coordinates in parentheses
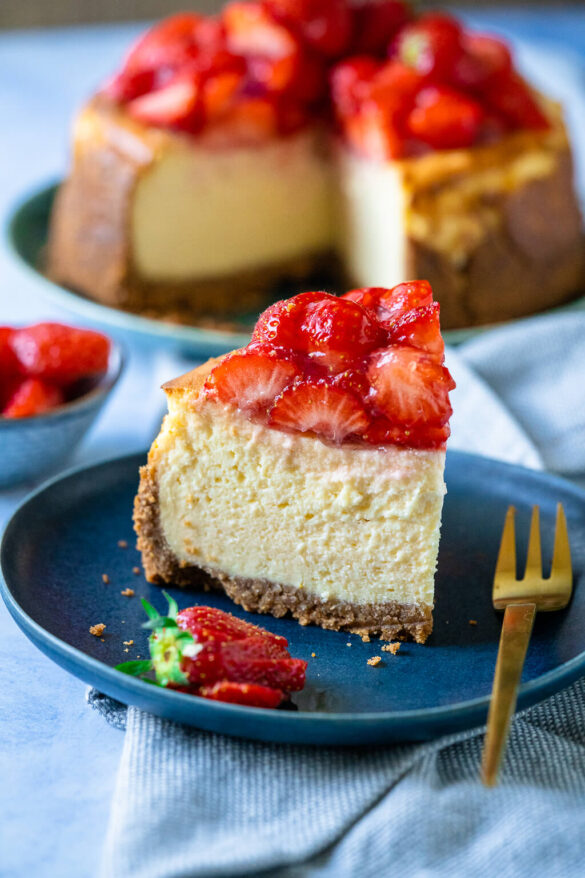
top-left (115, 659), bottom-right (154, 676)
top-left (162, 590), bottom-right (179, 620)
top-left (141, 597), bottom-right (161, 621)
top-left (142, 615), bottom-right (179, 630)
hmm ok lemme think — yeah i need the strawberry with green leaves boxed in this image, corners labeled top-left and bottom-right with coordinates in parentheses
top-left (116, 592), bottom-right (307, 707)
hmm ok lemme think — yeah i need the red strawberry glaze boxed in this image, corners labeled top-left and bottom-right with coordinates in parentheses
top-left (203, 282), bottom-right (455, 450)
top-left (100, 4), bottom-right (550, 153)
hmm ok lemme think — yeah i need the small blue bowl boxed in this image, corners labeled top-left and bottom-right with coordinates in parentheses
top-left (0, 342), bottom-right (124, 489)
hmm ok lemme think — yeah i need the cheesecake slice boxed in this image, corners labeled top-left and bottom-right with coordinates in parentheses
top-left (135, 283), bottom-right (455, 642)
top-left (48, 5), bottom-right (584, 330)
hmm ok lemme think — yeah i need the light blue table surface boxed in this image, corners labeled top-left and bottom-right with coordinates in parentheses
top-left (1, 8), bottom-right (584, 876)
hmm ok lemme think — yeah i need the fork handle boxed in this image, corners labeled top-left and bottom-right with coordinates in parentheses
top-left (481, 602), bottom-right (536, 787)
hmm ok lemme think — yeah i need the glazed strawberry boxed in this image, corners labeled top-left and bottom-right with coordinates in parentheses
top-left (270, 381), bottom-right (370, 442)
top-left (343, 281), bottom-right (433, 325)
top-left (221, 646), bottom-right (307, 690)
top-left (223, 2), bottom-right (299, 63)
top-left (204, 346), bottom-right (299, 411)
top-left (406, 85), bottom-right (484, 150)
top-left (2, 378), bottom-right (64, 418)
top-left (198, 681), bottom-right (284, 707)
top-left (252, 290), bottom-right (331, 350)
top-left (330, 56), bottom-right (380, 116)
top-left (10, 323), bottom-right (110, 384)
top-left (301, 296), bottom-right (385, 370)
top-left (452, 34), bottom-right (512, 92)
top-left (205, 96), bottom-right (281, 144)
top-left (202, 69), bottom-right (243, 120)
top-left (0, 327), bottom-right (19, 379)
top-left (367, 346), bottom-right (454, 427)
top-left (127, 75), bottom-right (202, 131)
top-left (124, 13), bottom-right (203, 74)
top-left (363, 417), bottom-right (450, 449)
top-left (386, 302), bottom-right (444, 359)
top-left (396, 13), bottom-right (464, 83)
top-left (266, 0), bottom-right (352, 58)
top-left (483, 71), bottom-right (549, 131)
top-left (103, 68), bottom-right (157, 103)
top-left (351, 0), bottom-right (412, 56)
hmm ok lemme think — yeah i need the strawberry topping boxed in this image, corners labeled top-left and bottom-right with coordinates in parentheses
top-left (101, 5), bottom-right (550, 152)
top-left (205, 281), bottom-right (455, 450)
top-left (2, 379), bottom-right (64, 418)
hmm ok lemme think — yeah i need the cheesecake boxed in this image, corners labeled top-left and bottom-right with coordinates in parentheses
top-left (134, 282), bottom-right (455, 643)
top-left (48, 4), bottom-right (584, 329)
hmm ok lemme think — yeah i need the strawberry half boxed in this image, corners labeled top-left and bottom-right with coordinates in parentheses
top-left (351, 0), bottom-right (412, 56)
top-left (386, 302), bottom-right (444, 360)
top-left (367, 346), bottom-right (454, 427)
top-left (252, 291), bottom-right (331, 350)
top-left (266, 0), bottom-right (352, 58)
top-left (204, 345), bottom-right (300, 412)
top-left (406, 85), bottom-right (484, 150)
top-left (198, 681), bottom-right (284, 707)
top-left (301, 296), bottom-right (386, 370)
top-left (127, 75), bottom-right (202, 132)
top-left (269, 380), bottom-right (370, 442)
top-left (2, 378), bottom-right (64, 418)
top-left (177, 605), bottom-right (289, 651)
top-left (10, 323), bottom-right (110, 384)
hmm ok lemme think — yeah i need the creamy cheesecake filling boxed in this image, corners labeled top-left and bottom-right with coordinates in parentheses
top-left (336, 147), bottom-right (408, 289)
top-left (132, 130), bottom-right (336, 279)
top-left (150, 392), bottom-right (446, 609)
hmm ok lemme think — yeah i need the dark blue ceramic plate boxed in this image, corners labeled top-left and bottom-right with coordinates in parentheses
top-left (9, 183), bottom-right (585, 356)
top-left (2, 451), bottom-right (585, 745)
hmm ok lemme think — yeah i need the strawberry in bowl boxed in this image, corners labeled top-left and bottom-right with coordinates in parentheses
top-left (0, 322), bottom-right (123, 487)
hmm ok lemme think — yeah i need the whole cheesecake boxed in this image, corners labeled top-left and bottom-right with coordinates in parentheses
top-left (135, 282), bottom-right (455, 642)
top-left (48, 3), bottom-right (584, 329)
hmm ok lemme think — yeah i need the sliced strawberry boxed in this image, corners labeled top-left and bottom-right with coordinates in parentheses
top-left (329, 368), bottom-right (371, 404)
top-left (406, 85), bottom-right (484, 150)
top-left (247, 52), bottom-right (300, 93)
top-left (221, 648), bottom-right (307, 691)
top-left (204, 346), bottom-right (299, 412)
top-left (367, 346), bottom-right (454, 427)
top-left (0, 327), bottom-right (19, 378)
top-left (351, 0), bottom-right (412, 56)
top-left (124, 13), bottom-right (203, 74)
top-left (2, 378), bottom-right (64, 418)
top-left (252, 291), bottom-right (331, 350)
top-left (205, 95), bottom-right (281, 145)
top-left (362, 417), bottom-right (451, 449)
top-left (343, 282), bottom-right (433, 325)
top-left (396, 14), bottom-right (464, 83)
top-left (177, 605), bottom-right (289, 650)
top-left (452, 34), bottom-right (512, 92)
top-left (10, 323), bottom-right (110, 384)
top-left (270, 381), bottom-right (370, 442)
top-left (201, 69), bottom-right (243, 120)
top-left (198, 680), bottom-right (284, 707)
top-left (301, 296), bottom-right (386, 370)
top-left (386, 303), bottom-right (444, 360)
top-left (330, 56), bottom-right (380, 116)
top-left (127, 75), bottom-right (202, 131)
top-left (266, 0), bottom-right (352, 58)
top-left (223, 2), bottom-right (299, 60)
top-left (483, 71), bottom-right (550, 131)
top-left (102, 68), bottom-right (158, 103)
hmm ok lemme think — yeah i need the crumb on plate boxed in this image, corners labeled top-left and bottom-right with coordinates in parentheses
top-left (367, 656), bottom-right (382, 667)
top-left (121, 588), bottom-right (135, 597)
top-left (469, 619), bottom-right (478, 626)
top-left (381, 643), bottom-right (401, 655)
top-left (118, 540), bottom-right (128, 549)
top-left (89, 623), bottom-right (106, 637)
top-left (123, 640), bottom-right (134, 646)
top-left (132, 566), bottom-right (141, 575)
top-left (101, 574), bottom-right (109, 584)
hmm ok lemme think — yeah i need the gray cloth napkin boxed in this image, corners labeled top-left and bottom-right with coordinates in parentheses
top-left (91, 311), bottom-right (585, 878)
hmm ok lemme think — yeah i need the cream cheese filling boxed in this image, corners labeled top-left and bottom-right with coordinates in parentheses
top-left (151, 395), bottom-right (446, 608)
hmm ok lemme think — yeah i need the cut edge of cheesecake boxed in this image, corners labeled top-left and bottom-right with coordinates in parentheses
top-left (133, 359), bottom-right (440, 644)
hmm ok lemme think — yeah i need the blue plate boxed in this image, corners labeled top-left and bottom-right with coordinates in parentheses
top-left (1, 450), bottom-right (585, 745)
top-left (9, 183), bottom-right (585, 356)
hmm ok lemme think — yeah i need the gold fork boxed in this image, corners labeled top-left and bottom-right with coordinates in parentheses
top-left (481, 503), bottom-right (573, 787)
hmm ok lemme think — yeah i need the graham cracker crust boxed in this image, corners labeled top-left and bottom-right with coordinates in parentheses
top-left (133, 462), bottom-right (434, 644)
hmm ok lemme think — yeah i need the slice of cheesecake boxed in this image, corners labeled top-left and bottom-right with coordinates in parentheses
top-left (134, 283), bottom-right (455, 642)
